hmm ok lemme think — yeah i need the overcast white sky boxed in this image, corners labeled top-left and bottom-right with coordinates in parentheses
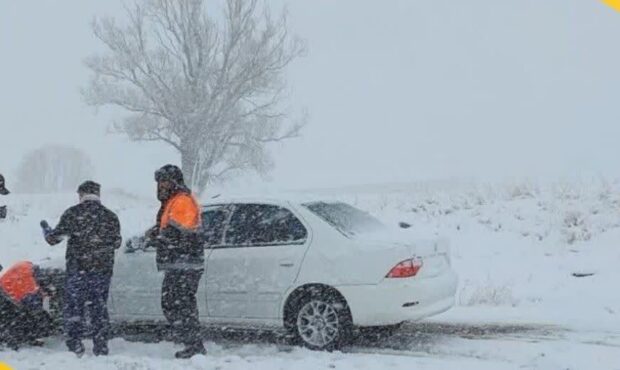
top-left (1, 0), bottom-right (620, 195)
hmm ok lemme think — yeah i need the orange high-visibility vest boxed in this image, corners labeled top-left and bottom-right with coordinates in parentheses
top-left (0, 261), bottom-right (40, 303)
top-left (160, 193), bottom-right (201, 231)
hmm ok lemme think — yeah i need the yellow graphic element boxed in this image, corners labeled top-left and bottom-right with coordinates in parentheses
top-left (603, 0), bottom-right (620, 12)
top-left (0, 363), bottom-right (13, 370)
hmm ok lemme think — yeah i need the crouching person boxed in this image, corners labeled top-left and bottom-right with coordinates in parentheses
top-left (42, 181), bottom-right (122, 357)
top-left (0, 261), bottom-right (54, 350)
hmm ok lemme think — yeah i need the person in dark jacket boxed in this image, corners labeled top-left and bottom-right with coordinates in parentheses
top-left (150, 164), bottom-right (206, 359)
top-left (0, 174), bottom-right (9, 219)
top-left (42, 181), bottom-right (121, 357)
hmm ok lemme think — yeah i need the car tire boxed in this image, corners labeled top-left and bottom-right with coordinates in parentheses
top-left (289, 289), bottom-right (353, 351)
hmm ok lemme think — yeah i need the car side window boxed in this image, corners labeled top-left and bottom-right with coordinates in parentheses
top-left (224, 204), bottom-right (307, 247)
top-left (202, 205), bottom-right (230, 248)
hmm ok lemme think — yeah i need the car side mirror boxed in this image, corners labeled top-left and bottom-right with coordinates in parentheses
top-left (399, 222), bottom-right (412, 229)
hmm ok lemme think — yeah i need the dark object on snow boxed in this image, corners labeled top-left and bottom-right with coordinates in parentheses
top-left (44, 184), bottom-right (121, 354)
top-left (0, 205), bottom-right (6, 220)
top-left (0, 174), bottom-right (9, 195)
top-left (572, 272), bottom-right (595, 278)
top-left (399, 222), bottom-right (412, 229)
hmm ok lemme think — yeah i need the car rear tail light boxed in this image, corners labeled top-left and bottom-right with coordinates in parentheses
top-left (386, 258), bottom-right (423, 278)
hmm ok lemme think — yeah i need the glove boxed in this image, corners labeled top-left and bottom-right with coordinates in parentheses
top-left (40, 220), bottom-right (52, 238)
top-left (145, 225), bottom-right (159, 241)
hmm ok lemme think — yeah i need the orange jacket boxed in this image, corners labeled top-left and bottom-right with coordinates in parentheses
top-left (156, 192), bottom-right (204, 271)
top-left (0, 261), bottom-right (40, 303)
top-left (160, 192), bottom-right (201, 231)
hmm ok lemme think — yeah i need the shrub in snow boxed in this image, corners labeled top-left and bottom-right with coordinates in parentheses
top-left (506, 181), bottom-right (538, 200)
top-left (461, 280), bottom-right (517, 307)
top-left (554, 182), bottom-right (583, 201)
top-left (562, 210), bottom-right (591, 244)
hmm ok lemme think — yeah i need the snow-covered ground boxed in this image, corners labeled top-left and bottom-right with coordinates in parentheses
top-left (2, 179), bottom-right (620, 369)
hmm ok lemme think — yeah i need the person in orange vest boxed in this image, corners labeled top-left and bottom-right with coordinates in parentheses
top-left (151, 164), bottom-right (206, 359)
top-left (0, 261), bottom-right (54, 350)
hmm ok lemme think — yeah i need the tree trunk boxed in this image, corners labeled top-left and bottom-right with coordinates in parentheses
top-left (180, 148), bottom-right (209, 196)
top-left (195, 170), bottom-right (211, 197)
top-left (181, 149), bottom-right (198, 192)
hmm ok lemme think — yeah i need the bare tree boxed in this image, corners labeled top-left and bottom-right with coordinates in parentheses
top-left (83, 0), bottom-right (306, 193)
top-left (16, 146), bottom-right (95, 193)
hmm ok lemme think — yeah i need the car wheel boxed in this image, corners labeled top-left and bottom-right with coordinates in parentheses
top-left (291, 291), bottom-right (352, 351)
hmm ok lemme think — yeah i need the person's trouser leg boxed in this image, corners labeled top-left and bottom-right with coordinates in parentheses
top-left (19, 292), bottom-right (54, 343)
top-left (161, 270), bottom-right (180, 341)
top-left (161, 270), bottom-right (204, 350)
top-left (0, 294), bottom-right (23, 349)
top-left (12, 304), bottom-right (54, 346)
top-left (178, 271), bottom-right (203, 349)
top-left (87, 273), bottom-right (111, 352)
top-left (64, 272), bottom-right (86, 351)
top-left (25, 309), bottom-right (54, 342)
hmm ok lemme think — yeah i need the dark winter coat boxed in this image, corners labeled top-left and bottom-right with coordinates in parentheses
top-left (46, 199), bottom-right (122, 275)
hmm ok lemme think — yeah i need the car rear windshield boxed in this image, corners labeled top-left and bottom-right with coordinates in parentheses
top-left (303, 202), bottom-right (386, 237)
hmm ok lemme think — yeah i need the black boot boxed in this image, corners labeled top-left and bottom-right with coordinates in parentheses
top-left (93, 341), bottom-right (109, 356)
top-left (6, 340), bottom-right (20, 351)
top-left (66, 339), bottom-right (85, 358)
top-left (28, 339), bottom-right (45, 347)
top-left (175, 343), bottom-right (206, 359)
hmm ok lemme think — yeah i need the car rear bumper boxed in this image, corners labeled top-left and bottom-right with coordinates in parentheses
top-left (336, 268), bottom-right (458, 327)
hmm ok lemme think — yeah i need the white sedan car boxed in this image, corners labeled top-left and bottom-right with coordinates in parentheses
top-left (38, 197), bottom-right (458, 350)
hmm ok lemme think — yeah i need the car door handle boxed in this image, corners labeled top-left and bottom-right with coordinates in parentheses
top-left (279, 260), bottom-right (295, 267)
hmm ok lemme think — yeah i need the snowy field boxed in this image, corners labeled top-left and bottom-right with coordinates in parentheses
top-left (2, 179), bottom-right (620, 369)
